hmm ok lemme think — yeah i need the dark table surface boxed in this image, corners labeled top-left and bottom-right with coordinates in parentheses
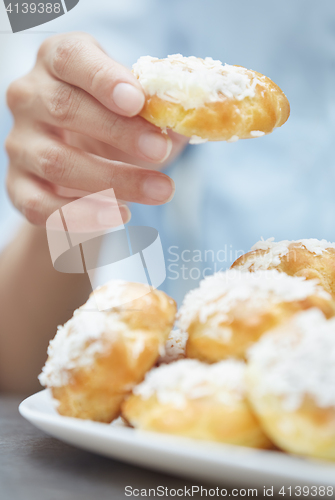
top-left (0, 395), bottom-right (218, 500)
top-left (0, 395), bottom-right (289, 500)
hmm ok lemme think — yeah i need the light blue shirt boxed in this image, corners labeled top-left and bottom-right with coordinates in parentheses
top-left (1, 0), bottom-right (335, 304)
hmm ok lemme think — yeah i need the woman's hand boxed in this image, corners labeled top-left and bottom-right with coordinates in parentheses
top-left (5, 32), bottom-right (187, 231)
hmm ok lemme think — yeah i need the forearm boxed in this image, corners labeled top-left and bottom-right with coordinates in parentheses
top-left (1, 32), bottom-right (187, 394)
top-left (0, 222), bottom-right (93, 393)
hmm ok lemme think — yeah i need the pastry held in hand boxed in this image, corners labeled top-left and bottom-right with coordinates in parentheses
top-left (132, 54), bottom-right (290, 142)
top-left (38, 280), bottom-right (176, 422)
top-left (177, 269), bottom-right (335, 363)
top-left (232, 237), bottom-right (335, 299)
top-left (122, 358), bottom-right (272, 448)
top-left (247, 309), bottom-right (335, 461)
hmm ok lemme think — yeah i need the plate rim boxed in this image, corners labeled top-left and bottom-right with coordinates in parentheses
top-left (19, 390), bottom-right (335, 489)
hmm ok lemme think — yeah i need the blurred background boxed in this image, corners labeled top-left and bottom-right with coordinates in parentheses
top-left (1, 0), bottom-right (335, 305)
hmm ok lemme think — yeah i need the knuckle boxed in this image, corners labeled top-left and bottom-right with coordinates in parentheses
top-left (4, 134), bottom-right (16, 158)
top-left (98, 169), bottom-right (113, 192)
top-left (105, 165), bottom-right (116, 189)
top-left (6, 82), bottom-right (17, 110)
top-left (5, 170), bottom-right (47, 226)
top-left (37, 37), bottom-right (53, 59)
top-left (72, 31), bottom-right (96, 44)
top-left (47, 84), bottom-right (77, 123)
top-left (22, 193), bottom-right (46, 226)
top-left (39, 145), bottom-right (68, 182)
top-left (6, 78), bottom-right (30, 111)
top-left (88, 62), bottom-right (110, 93)
top-left (101, 112), bottom-right (120, 141)
top-left (52, 38), bottom-right (86, 78)
top-left (40, 33), bottom-right (95, 62)
top-left (5, 171), bottom-right (14, 202)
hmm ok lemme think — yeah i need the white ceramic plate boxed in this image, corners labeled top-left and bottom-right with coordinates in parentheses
top-left (19, 390), bottom-right (335, 490)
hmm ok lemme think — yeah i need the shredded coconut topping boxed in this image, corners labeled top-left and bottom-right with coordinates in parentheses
top-left (189, 136), bottom-right (208, 145)
top-left (38, 310), bottom-right (128, 387)
top-left (87, 279), bottom-right (152, 311)
top-left (38, 280), bottom-right (152, 388)
top-left (227, 135), bottom-right (239, 142)
top-left (132, 54), bottom-right (261, 110)
top-left (248, 309), bottom-right (335, 411)
top-left (250, 130), bottom-right (265, 137)
top-left (158, 328), bottom-right (188, 364)
top-left (177, 269), bottom-right (330, 332)
top-left (133, 359), bottom-right (246, 408)
top-left (236, 237), bottom-right (335, 271)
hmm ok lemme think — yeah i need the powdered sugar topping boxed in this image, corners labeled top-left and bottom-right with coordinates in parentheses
top-left (177, 269), bottom-right (330, 332)
top-left (247, 309), bottom-right (335, 411)
top-left (133, 54), bottom-right (261, 110)
top-left (133, 358), bottom-right (246, 408)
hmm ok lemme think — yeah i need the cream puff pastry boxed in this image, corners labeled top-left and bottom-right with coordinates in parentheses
top-left (122, 358), bottom-right (272, 448)
top-left (177, 269), bottom-right (335, 362)
top-left (133, 54), bottom-right (290, 142)
top-left (39, 280), bottom-right (176, 422)
top-left (247, 308), bottom-right (335, 461)
top-left (232, 237), bottom-right (335, 299)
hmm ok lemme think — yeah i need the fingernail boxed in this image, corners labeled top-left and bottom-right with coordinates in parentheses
top-left (112, 83), bottom-right (145, 116)
top-left (119, 205), bottom-right (131, 223)
top-left (142, 176), bottom-right (175, 202)
top-left (138, 133), bottom-right (172, 162)
top-left (97, 205), bottom-right (131, 227)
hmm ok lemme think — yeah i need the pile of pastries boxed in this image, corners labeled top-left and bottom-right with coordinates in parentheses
top-left (39, 237), bottom-right (335, 462)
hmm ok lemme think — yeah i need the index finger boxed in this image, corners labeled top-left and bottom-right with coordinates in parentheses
top-left (41, 33), bottom-right (145, 117)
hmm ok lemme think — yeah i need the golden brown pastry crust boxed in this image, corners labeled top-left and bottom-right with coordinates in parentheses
top-left (122, 392), bottom-right (272, 448)
top-left (246, 391), bottom-right (335, 461)
top-left (232, 243), bottom-right (335, 299)
top-left (246, 308), bottom-right (335, 461)
top-left (138, 69), bottom-right (290, 141)
top-left (52, 329), bottom-right (167, 422)
top-left (42, 282), bottom-right (177, 422)
top-left (123, 358), bottom-right (273, 449)
top-left (186, 295), bottom-right (335, 363)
